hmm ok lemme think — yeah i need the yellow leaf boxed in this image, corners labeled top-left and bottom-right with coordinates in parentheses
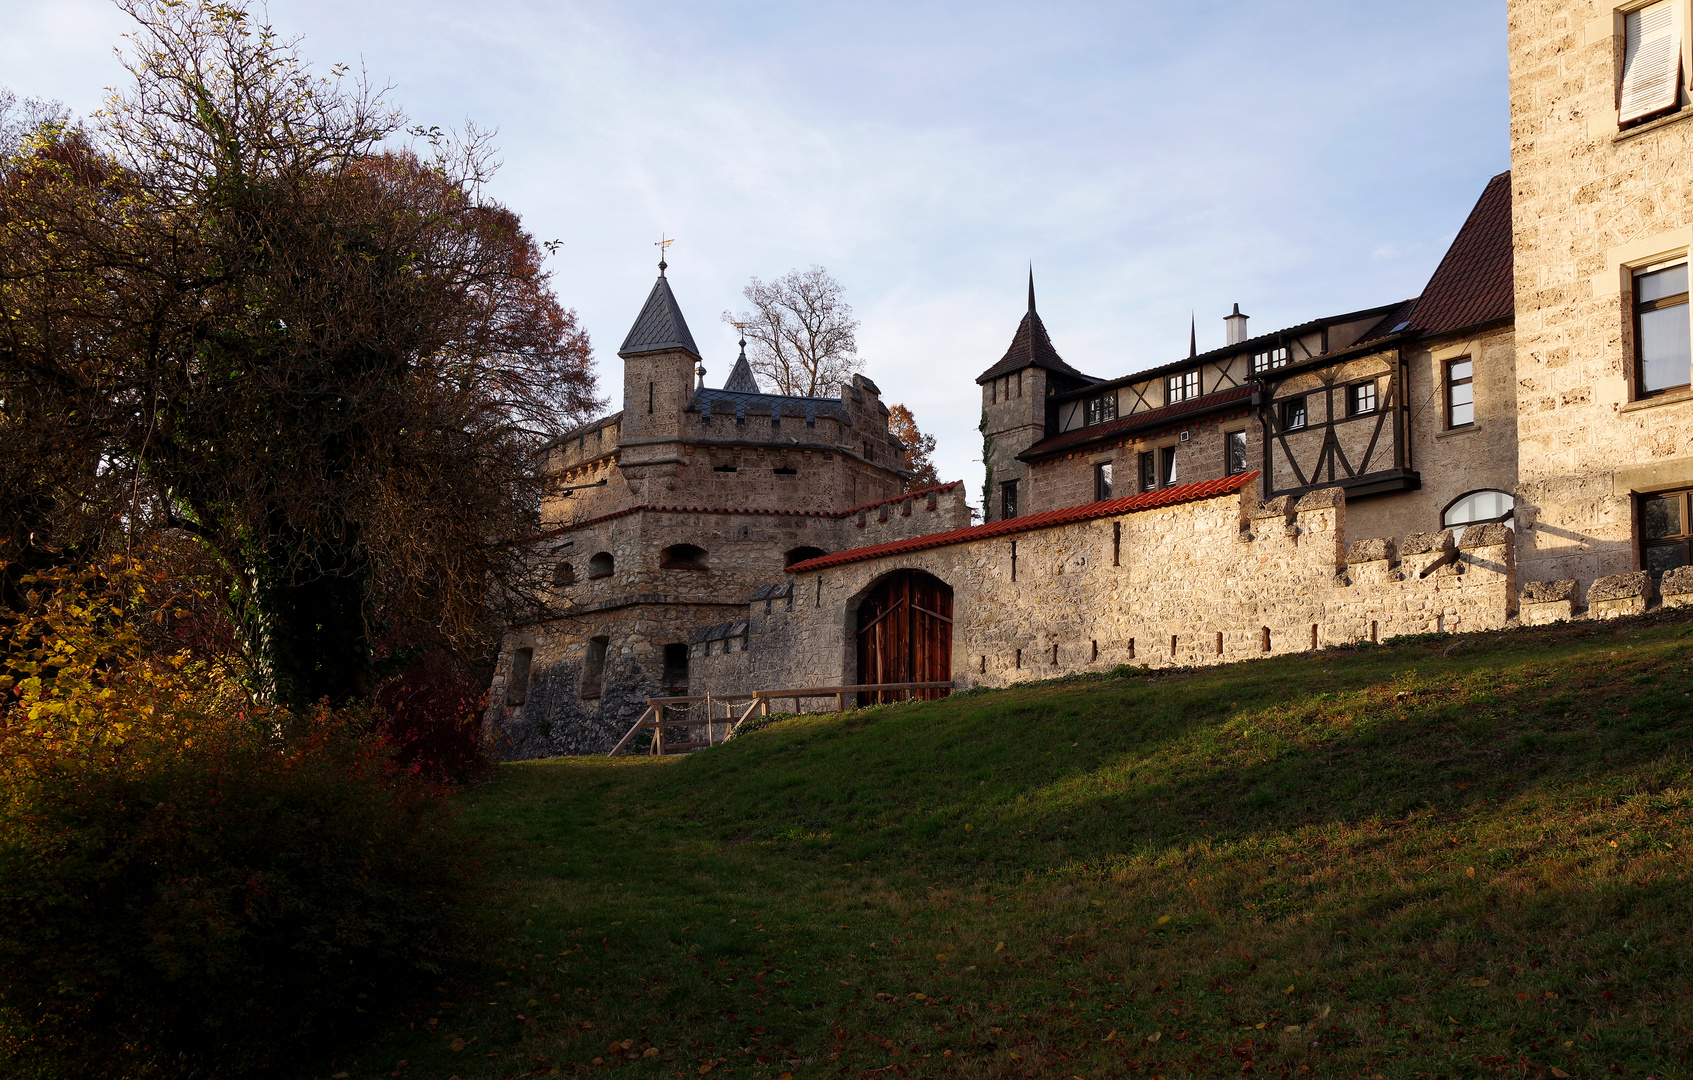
top-left (1284, 984), bottom-right (1295, 994)
top-left (1158, 915), bottom-right (1172, 925)
top-left (1469, 977), bottom-right (1490, 987)
top-left (1284, 1025), bottom-right (1301, 1033)
top-left (1147, 1031), bottom-right (1161, 1043)
top-left (1466, 866), bottom-right (1475, 877)
top-left (645, 1048), bottom-right (661, 1059)
top-left (994, 941), bottom-right (1005, 953)
top-left (964, 823), bottom-right (972, 831)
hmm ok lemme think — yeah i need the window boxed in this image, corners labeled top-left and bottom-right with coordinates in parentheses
top-left (1085, 393), bottom-right (1117, 426)
top-left (1642, 488), bottom-right (1693, 577)
top-left (1251, 346), bottom-right (1290, 373)
top-left (552, 561), bottom-right (576, 586)
top-left (1000, 479), bottom-right (1019, 519)
top-left (507, 648), bottom-right (533, 706)
top-left (1620, 0), bottom-right (1684, 126)
top-left (1347, 380), bottom-right (1377, 416)
top-left (1225, 430), bottom-right (1248, 475)
top-left (662, 642), bottom-right (689, 692)
top-left (1280, 396), bottom-right (1308, 431)
top-left (1644, 489), bottom-right (1693, 575)
top-left (1094, 462), bottom-right (1113, 501)
top-left (1445, 359), bottom-right (1474, 427)
top-left (1159, 445), bottom-right (1178, 488)
top-left (660, 543), bottom-right (708, 569)
top-left (1139, 450), bottom-right (1156, 493)
top-left (581, 636), bottom-right (609, 699)
top-left (588, 551), bottom-right (614, 579)
top-left (785, 546), bottom-right (826, 567)
top-left (1167, 370), bottom-right (1200, 403)
top-left (1635, 262), bottom-right (1691, 395)
top-left (773, 466), bottom-right (798, 475)
top-left (1443, 490), bottom-right (1515, 545)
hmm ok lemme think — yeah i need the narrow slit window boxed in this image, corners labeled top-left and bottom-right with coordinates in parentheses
top-left (507, 648), bottom-right (533, 706)
top-left (1159, 445), bottom-right (1178, 488)
top-left (1000, 479), bottom-right (1019, 520)
top-left (1094, 462), bottom-right (1113, 501)
top-left (581, 637), bottom-right (609, 699)
top-left (1138, 450), bottom-right (1156, 493)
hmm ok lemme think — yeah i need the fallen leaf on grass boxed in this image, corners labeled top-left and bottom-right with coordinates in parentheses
top-left (1549, 1070), bottom-right (1570, 1079)
top-left (1146, 1032), bottom-right (1161, 1043)
top-left (1103, 1030), bottom-right (1118, 1042)
top-left (1157, 916), bottom-right (1172, 926)
top-left (449, 1039), bottom-right (466, 1052)
top-left (644, 1048), bottom-right (660, 1059)
top-left (994, 942), bottom-right (1005, 953)
top-left (1469, 977), bottom-right (1491, 987)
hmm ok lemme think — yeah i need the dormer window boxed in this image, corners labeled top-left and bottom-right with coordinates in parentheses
top-left (1166, 370), bottom-right (1199, 404)
top-left (1252, 346), bottom-right (1290, 374)
top-left (1084, 393), bottom-right (1117, 426)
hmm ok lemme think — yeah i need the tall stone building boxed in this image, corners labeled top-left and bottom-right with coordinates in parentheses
top-left (493, 0), bottom-right (1693, 751)
top-left (486, 261), bottom-right (970, 756)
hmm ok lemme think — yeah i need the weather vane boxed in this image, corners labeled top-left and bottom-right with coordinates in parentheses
top-left (655, 233), bottom-right (675, 270)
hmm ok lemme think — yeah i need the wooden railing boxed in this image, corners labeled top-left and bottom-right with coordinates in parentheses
top-left (607, 681), bottom-right (953, 756)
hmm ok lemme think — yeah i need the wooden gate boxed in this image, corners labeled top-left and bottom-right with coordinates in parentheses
top-left (856, 571), bottom-right (953, 705)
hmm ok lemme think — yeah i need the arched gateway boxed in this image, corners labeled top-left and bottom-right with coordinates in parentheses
top-left (855, 570), bottom-right (953, 704)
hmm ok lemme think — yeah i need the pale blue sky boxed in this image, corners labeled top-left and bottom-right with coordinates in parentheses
top-left (4, 0), bottom-right (1509, 502)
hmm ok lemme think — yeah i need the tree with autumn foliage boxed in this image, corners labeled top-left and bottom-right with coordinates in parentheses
top-left (887, 403), bottom-right (941, 490)
top-left (0, 1), bottom-right (601, 708)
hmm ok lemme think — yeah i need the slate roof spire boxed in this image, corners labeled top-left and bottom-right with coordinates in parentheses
top-left (975, 266), bottom-right (1099, 385)
top-left (617, 257), bottom-right (702, 359)
top-left (723, 334), bottom-right (760, 392)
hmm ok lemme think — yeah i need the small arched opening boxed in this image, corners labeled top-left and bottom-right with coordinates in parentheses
top-left (1442, 490), bottom-right (1514, 544)
top-left (785, 546), bottom-right (827, 568)
top-left (660, 543), bottom-right (709, 570)
top-left (855, 570), bottom-right (952, 706)
top-left (587, 551), bottom-right (615, 579)
top-left (552, 561), bottom-right (576, 586)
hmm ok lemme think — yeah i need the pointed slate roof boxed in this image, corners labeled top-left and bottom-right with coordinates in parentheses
top-left (617, 266), bottom-right (701, 359)
top-left (975, 270), bottom-right (1099, 385)
top-left (1404, 171), bottom-right (1514, 337)
top-left (723, 339), bottom-right (761, 392)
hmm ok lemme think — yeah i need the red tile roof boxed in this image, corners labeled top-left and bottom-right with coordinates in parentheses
top-left (1018, 384), bottom-right (1256, 460)
top-left (539, 481), bottom-right (966, 536)
top-left (785, 472), bottom-right (1259, 573)
top-left (1407, 171), bottom-right (1514, 337)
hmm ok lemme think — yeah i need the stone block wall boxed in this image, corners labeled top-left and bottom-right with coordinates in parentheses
top-left (1508, 0), bottom-right (1693, 589)
top-left (688, 483), bottom-right (1524, 702)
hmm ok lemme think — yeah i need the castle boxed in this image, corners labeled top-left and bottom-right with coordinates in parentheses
top-left (490, 0), bottom-right (1693, 754)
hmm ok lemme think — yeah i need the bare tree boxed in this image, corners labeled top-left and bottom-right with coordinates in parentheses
top-left (886, 404), bottom-right (940, 490)
top-left (723, 265), bottom-right (862, 397)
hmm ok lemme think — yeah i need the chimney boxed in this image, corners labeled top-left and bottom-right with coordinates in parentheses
top-left (1224, 303), bottom-right (1249, 346)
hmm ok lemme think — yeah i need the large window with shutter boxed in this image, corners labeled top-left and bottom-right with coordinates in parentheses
top-left (1620, 1), bottom-right (1685, 126)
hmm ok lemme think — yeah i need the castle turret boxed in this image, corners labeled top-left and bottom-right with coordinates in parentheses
top-left (617, 259), bottom-right (701, 447)
top-left (976, 270), bottom-right (1097, 520)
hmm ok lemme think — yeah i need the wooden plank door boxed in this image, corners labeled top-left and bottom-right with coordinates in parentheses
top-left (856, 571), bottom-right (952, 705)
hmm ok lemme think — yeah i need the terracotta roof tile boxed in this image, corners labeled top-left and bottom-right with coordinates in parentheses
top-left (1018, 384), bottom-right (1256, 460)
top-left (786, 472), bottom-right (1259, 573)
top-left (1407, 171), bottom-right (1514, 337)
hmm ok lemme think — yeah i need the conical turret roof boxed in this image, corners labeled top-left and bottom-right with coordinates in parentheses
top-left (722, 338), bottom-right (761, 392)
top-left (618, 266), bottom-right (701, 359)
top-left (975, 269), bottom-right (1097, 384)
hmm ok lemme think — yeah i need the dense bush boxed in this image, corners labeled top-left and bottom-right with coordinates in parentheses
top-left (0, 560), bottom-right (478, 1077)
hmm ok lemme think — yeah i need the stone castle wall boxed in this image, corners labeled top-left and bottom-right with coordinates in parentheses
top-left (688, 481), bottom-right (1530, 702)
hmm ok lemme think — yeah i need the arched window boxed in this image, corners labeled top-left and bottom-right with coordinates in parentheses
top-left (581, 636), bottom-right (609, 699)
top-left (587, 551), bottom-right (614, 579)
top-left (552, 561), bottom-right (576, 586)
top-left (785, 546), bottom-right (827, 568)
top-left (660, 544), bottom-right (709, 569)
top-left (1442, 490), bottom-right (1514, 543)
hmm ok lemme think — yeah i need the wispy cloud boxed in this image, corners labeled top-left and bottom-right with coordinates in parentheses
top-left (5, 0), bottom-right (1508, 498)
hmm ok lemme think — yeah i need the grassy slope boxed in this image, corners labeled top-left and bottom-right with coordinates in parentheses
top-left (344, 613), bottom-right (1693, 1080)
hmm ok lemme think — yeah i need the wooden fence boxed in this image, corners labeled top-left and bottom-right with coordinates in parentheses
top-left (607, 681), bottom-right (954, 757)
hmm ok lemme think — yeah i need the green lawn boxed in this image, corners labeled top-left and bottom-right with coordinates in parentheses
top-left (333, 612), bottom-right (1693, 1080)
